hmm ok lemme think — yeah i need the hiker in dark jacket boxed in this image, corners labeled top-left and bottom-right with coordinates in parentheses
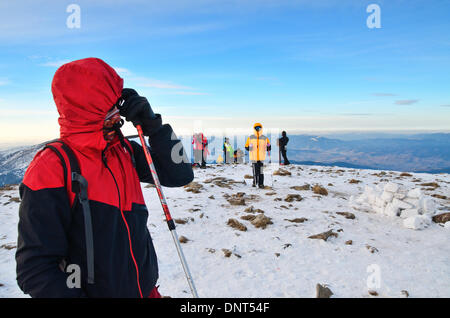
top-left (15, 58), bottom-right (193, 298)
top-left (278, 131), bottom-right (290, 165)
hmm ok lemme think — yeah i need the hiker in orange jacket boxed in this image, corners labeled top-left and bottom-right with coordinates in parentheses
top-left (245, 123), bottom-right (271, 188)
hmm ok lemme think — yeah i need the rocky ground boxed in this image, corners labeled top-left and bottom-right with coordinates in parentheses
top-left (0, 164), bottom-right (449, 298)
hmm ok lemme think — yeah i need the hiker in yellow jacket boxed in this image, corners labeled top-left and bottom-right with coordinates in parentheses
top-left (245, 123), bottom-right (271, 188)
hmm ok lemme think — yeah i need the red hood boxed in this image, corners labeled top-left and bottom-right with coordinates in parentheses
top-left (51, 58), bottom-right (123, 154)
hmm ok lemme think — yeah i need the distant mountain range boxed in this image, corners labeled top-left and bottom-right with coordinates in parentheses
top-left (284, 133), bottom-right (450, 173)
top-left (1, 133), bottom-right (449, 186)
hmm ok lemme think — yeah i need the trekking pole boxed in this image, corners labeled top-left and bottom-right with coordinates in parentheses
top-left (136, 125), bottom-right (199, 298)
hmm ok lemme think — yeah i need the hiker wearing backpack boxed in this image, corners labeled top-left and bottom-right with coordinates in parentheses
top-left (245, 123), bottom-right (271, 188)
top-left (192, 133), bottom-right (208, 168)
top-left (15, 58), bottom-right (193, 298)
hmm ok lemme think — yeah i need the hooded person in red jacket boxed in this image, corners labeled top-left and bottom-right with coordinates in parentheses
top-left (15, 58), bottom-right (194, 298)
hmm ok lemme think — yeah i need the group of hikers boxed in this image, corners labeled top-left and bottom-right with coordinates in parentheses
top-left (15, 58), bottom-right (290, 298)
top-left (192, 124), bottom-right (290, 188)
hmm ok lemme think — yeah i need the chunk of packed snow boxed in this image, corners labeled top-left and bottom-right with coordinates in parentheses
top-left (420, 198), bottom-right (436, 215)
top-left (384, 183), bottom-right (399, 193)
top-left (384, 203), bottom-right (399, 217)
top-left (403, 215), bottom-right (431, 230)
top-left (407, 188), bottom-right (422, 199)
top-left (393, 192), bottom-right (406, 200)
top-left (444, 222), bottom-right (450, 229)
top-left (400, 208), bottom-right (420, 218)
top-left (392, 198), bottom-right (413, 210)
top-left (381, 191), bottom-right (394, 203)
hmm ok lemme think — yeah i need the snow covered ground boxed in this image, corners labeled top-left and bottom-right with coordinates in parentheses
top-left (0, 164), bottom-right (449, 298)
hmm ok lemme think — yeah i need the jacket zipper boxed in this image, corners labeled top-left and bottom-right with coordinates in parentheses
top-left (103, 152), bottom-right (144, 298)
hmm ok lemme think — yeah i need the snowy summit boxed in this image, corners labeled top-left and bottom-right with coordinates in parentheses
top-left (0, 163), bottom-right (449, 298)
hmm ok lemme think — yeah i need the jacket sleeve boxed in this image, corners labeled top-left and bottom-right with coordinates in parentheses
top-left (16, 152), bottom-right (86, 298)
top-left (245, 137), bottom-right (250, 151)
top-left (129, 124), bottom-right (194, 187)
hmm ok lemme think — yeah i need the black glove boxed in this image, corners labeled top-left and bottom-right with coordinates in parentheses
top-left (119, 88), bottom-right (162, 136)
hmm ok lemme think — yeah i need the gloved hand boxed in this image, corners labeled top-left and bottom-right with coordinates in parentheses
top-left (119, 88), bottom-right (162, 136)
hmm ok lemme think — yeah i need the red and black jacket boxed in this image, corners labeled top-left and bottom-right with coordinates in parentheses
top-left (15, 58), bottom-right (193, 298)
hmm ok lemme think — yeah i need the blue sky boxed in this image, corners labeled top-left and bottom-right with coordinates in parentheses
top-left (0, 0), bottom-right (449, 145)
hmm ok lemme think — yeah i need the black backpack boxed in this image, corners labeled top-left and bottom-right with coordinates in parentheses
top-left (44, 140), bottom-right (95, 284)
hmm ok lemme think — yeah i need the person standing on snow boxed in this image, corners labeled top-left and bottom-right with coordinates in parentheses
top-left (223, 137), bottom-right (233, 164)
top-left (278, 131), bottom-right (290, 165)
top-left (245, 123), bottom-right (271, 188)
top-left (192, 133), bottom-right (208, 168)
top-left (15, 58), bottom-right (193, 298)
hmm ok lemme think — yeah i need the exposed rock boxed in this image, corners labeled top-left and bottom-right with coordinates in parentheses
top-left (290, 184), bottom-right (311, 191)
top-left (366, 245), bottom-right (379, 253)
top-left (0, 185), bottom-right (16, 191)
top-left (0, 243), bottom-right (16, 250)
top-left (273, 168), bottom-right (291, 176)
top-left (251, 214), bottom-right (273, 229)
top-left (420, 182), bottom-right (439, 188)
top-left (336, 212), bottom-right (355, 220)
top-left (179, 236), bottom-right (189, 243)
top-left (204, 177), bottom-right (245, 189)
top-left (174, 218), bottom-right (188, 225)
top-left (184, 182), bottom-right (203, 193)
top-left (400, 172), bottom-right (413, 177)
top-left (206, 248), bottom-right (216, 253)
top-left (285, 218), bottom-right (308, 223)
top-left (308, 230), bottom-right (338, 241)
top-left (432, 212), bottom-right (450, 224)
top-left (241, 215), bottom-right (256, 221)
top-left (227, 218), bottom-right (247, 231)
top-left (348, 179), bottom-right (362, 184)
top-left (312, 185), bottom-right (328, 196)
top-left (222, 249), bottom-right (232, 257)
top-left (431, 194), bottom-right (447, 200)
top-left (285, 194), bottom-right (303, 202)
top-left (244, 206), bottom-right (264, 213)
top-left (244, 174), bottom-right (253, 179)
top-left (401, 290), bottom-right (409, 297)
top-left (345, 240), bottom-right (353, 245)
top-left (208, 195), bottom-right (215, 200)
top-left (368, 290), bottom-right (379, 296)
top-left (265, 192), bottom-right (277, 196)
top-left (227, 196), bottom-right (246, 206)
top-left (316, 284), bottom-right (333, 298)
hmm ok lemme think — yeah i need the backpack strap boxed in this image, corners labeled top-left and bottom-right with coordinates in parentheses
top-left (44, 140), bottom-right (95, 285)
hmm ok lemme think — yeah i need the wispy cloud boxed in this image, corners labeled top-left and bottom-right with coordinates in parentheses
top-left (372, 93), bottom-right (397, 97)
top-left (116, 68), bottom-right (208, 95)
top-left (0, 79), bottom-right (9, 86)
top-left (40, 60), bottom-right (70, 68)
top-left (172, 91), bottom-right (209, 96)
top-left (441, 104), bottom-right (450, 107)
top-left (113, 67), bottom-right (132, 76)
top-left (134, 77), bottom-right (192, 90)
top-left (395, 99), bottom-right (420, 105)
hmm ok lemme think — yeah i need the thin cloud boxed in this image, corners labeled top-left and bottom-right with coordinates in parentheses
top-left (40, 60), bottom-right (70, 68)
top-left (114, 67), bottom-right (132, 76)
top-left (0, 79), bottom-right (9, 86)
top-left (372, 93), bottom-right (397, 97)
top-left (136, 78), bottom-right (192, 90)
top-left (395, 99), bottom-right (419, 105)
top-left (441, 104), bottom-right (450, 107)
top-left (172, 91), bottom-right (209, 96)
